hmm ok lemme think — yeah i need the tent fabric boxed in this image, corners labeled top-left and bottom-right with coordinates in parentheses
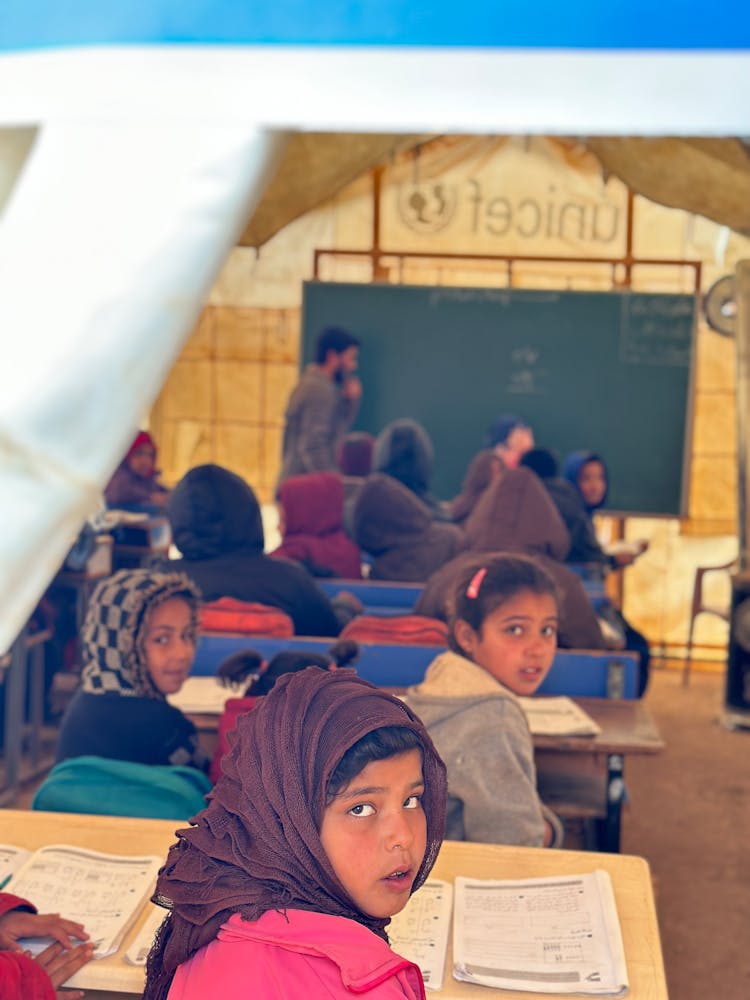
top-left (239, 135), bottom-right (750, 250)
top-left (237, 132), bottom-right (430, 248)
top-left (0, 101), bottom-right (283, 652)
top-left (586, 137), bottom-right (750, 238)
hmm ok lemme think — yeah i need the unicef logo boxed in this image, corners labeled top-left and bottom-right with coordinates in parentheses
top-left (397, 182), bottom-right (457, 234)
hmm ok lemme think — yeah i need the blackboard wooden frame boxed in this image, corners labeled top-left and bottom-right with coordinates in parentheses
top-left (302, 281), bottom-right (697, 516)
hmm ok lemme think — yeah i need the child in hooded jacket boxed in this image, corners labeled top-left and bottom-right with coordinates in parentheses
top-left (143, 667), bottom-right (447, 1000)
top-left (167, 464), bottom-right (355, 636)
top-left (563, 450), bottom-right (651, 696)
top-left (406, 554), bottom-right (563, 848)
top-left (56, 568), bottom-right (208, 772)
top-left (271, 472), bottom-right (362, 579)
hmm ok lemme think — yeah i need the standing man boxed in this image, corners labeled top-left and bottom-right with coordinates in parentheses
top-left (278, 326), bottom-right (362, 485)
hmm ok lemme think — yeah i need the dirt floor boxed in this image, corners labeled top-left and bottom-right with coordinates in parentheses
top-left (621, 663), bottom-right (750, 1000)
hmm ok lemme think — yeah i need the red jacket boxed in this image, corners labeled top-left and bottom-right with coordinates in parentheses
top-left (272, 472), bottom-right (362, 579)
top-left (168, 909), bottom-right (426, 999)
top-left (0, 893), bottom-right (56, 1000)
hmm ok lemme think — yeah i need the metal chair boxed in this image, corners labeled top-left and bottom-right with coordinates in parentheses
top-left (683, 559), bottom-right (737, 686)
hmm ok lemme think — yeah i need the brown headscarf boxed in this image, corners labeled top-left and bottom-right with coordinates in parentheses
top-left (449, 449), bottom-right (504, 523)
top-left (144, 667), bottom-right (447, 1000)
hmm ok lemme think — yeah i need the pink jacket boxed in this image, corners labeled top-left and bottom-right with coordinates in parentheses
top-left (168, 909), bottom-right (426, 999)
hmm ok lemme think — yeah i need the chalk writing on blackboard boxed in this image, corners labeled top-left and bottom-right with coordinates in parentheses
top-left (428, 287), bottom-right (561, 308)
top-left (507, 346), bottom-right (547, 395)
top-left (619, 294), bottom-right (695, 367)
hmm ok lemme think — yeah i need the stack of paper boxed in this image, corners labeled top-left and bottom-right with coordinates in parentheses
top-left (168, 676), bottom-right (234, 714)
top-left (452, 871), bottom-right (628, 995)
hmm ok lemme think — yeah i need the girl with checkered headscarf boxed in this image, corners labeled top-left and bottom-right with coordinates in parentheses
top-left (55, 568), bottom-right (209, 772)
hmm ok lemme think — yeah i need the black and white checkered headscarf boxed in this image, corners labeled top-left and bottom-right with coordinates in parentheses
top-left (80, 568), bottom-right (201, 699)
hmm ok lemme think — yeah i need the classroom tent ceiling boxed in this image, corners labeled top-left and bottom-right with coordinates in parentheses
top-left (237, 135), bottom-right (750, 248)
top-left (237, 132), bottom-right (432, 247)
top-left (585, 137), bottom-right (750, 237)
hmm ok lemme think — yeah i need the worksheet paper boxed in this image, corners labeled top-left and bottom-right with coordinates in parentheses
top-left (125, 904), bottom-right (168, 965)
top-left (387, 879), bottom-right (453, 991)
top-left (168, 676), bottom-right (233, 714)
top-left (6, 844), bottom-right (162, 958)
top-left (0, 843), bottom-right (32, 888)
top-left (453, 871), bottom-right (628, 995)
top-left (518, 697), bottom-right (602, 737)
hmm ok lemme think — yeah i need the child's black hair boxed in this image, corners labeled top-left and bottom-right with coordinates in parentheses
top-left (217, 639), bottom-right (359, 696)
top-left (519, 447), bottom-right (559, 480)
top-left (325, 726), bottom-right (424, 806)
top-left (449, 554), bottom-right (559, 654)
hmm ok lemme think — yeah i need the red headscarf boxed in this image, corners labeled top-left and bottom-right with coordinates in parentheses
top-left (144, 667), bottom-right (447, 1000)
top-left (127, 430), bottom-right (156, 459)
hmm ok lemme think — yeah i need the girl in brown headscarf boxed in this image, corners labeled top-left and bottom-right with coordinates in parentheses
top-left (144, 667), bottom-right (447, 1000)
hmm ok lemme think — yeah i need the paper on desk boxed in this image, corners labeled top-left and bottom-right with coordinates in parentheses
top-left (518, 696), bottom-right (601, 737)
top-left (125, 904), bottom-right (168, 965)
top-left (388, 879), bottom-right (453, 991)
top-left (7, 845), bottom-right (162, 959)
top-left (0, 843), bottom-right (32, 888)
top-left (168, 676), bottom-right (234, 714)
top-left (453, 870), bottom-right (628, 995)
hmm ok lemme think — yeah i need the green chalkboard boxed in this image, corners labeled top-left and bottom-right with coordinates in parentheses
top-left (301, 281), bottom-right (697, 516)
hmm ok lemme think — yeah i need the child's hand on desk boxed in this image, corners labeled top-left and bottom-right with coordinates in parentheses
top-left (0, 910), bottom-right (89, 950)
top-left (34, 939), bottom-right (95, 999)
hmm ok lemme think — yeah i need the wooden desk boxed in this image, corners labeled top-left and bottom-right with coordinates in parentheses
top-left (184, 689), bottom-right (664, 853)
top-left (431, 841), bottom-right (666, 1000)
top-left (0, 809), bottom-right (667, 1000)
top-left (0, 809), bottom-right (179, 999)
top-left (533, 698), bottom-right (664, 854)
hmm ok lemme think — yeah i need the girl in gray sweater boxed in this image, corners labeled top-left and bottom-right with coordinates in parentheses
top-left (406, 554), bottom-right (563, 847)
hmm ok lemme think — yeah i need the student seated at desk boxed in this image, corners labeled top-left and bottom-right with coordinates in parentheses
top-left (0, 891), bottom-right (93, 1000)
top-left (56, 568), bottom-right (209, 772)
top-left (405, 555), bottom-right (563, 849)
top-left (166, 464), bottom-right (358, 635)
top-left (463, 464), bottom-right (570, 562)
top-left (449, 448), bottom-right (503, 525)
top-left (104, 430), bottom-right (169, 516)
top-left (371, 418), bottom-right (450, 521)
top-left (353, 473), bottom-right (464, 582)
top-left (143, 667), bottom-right (447, 1000)
top-left (414, 549), bottom-right (606, 651)
top-left (209, 638), bottom-right (359, 782)
top-left (271, 471), bottom-right (362, 579)
top-left (563, 450), bottom-right (651, 696)
top-left (485, 412), bottom-right (535, 469)
top-left (521, 447), bottom-right (605, 565)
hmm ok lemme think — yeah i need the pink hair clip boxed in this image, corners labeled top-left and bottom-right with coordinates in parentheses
top-left (466, 567), bottom-right (487, 599)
